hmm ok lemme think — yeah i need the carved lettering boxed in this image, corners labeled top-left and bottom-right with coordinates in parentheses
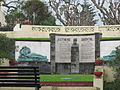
top-left (32, 27), bottom-right (61, 32)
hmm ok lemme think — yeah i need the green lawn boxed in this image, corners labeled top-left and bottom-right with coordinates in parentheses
top-left (20, 74), bottom-right (93, 81)
top-left (101, 37), bottom-right (120, 40)
top-left (13, 37), bottom-right (120, 41)
top-left (40, 74), bottom-right (94, 81)
top-left (13, 38), bottom-right (50, 40)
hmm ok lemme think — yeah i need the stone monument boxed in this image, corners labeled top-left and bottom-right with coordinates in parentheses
top-left (50, 33), bottom-right (101, 74)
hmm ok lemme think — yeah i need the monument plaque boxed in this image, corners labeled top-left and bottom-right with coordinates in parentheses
top-left (55, 35), bottom-right (95, 63)
top-left (55, 36), bottom-right (71, 63)
top-left (80, 36), bottom-right (95, 62)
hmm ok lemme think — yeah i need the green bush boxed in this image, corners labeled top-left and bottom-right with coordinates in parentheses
top-left (0, 34), bottom-right (15, 64)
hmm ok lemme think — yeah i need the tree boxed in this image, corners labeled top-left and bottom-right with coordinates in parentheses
top-left (49, 0), bottom-right (97, 26)
top-left (0, 0), bottom-right (25, 27)
top-left (5, 9), bottom-right (26, 27)
top-left (0, 34), bottom-right (15, 64)
top-left (104, 46), bottom-right (120, 90)
top-left (91, 0), bottom-right (120, 25)
top-left (80, 0), bottom-right (98, 26)
top-left (49, 0), bottom-right (82, 26)
top-left (2, 0), bottom-right (56, 27)
top-left (112, 46), bottom-right (120, 90)
top-left (21, 0), bottom-right (56, 25)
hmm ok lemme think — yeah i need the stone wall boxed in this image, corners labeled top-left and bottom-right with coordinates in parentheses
top-left (56, 63), bottom-right (71, 74)
top-left (1, 25), bottom-right (119, 38)
top-left (55, 63), bottom-right (95, 74)
top-left (17, 62), bottom-right (95, 74)
top-left (18, 61), bottom-right (51, 74)
top-left (79, 63), bottom-right (95, 74)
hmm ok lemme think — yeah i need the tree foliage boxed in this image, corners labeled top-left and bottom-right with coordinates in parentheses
top-left (0, 34), bottom-right (15, 64)
top-left (5, 10), bottom-right (26, 27)
top-left (104, 46), bottom-right (120, 90)
top-left (91, 0), bottom-right (120, 25)
top-left (1, 0), bottom-right (56, 27)
top-left (112, 46), bottom-right (120, 90)
top-left (49, 0), bottom-right (97, 26)
top-left (80, 0), bottom-right (98, 26)
top-left (21, 0), bottom-right (56, 25)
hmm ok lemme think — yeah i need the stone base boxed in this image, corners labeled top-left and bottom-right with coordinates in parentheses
top-left (0, 87), bottom-right (100, 90)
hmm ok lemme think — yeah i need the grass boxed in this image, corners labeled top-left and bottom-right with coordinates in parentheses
top-left (19, 74), bottom-right (94, 81)
top-left (40, 74), bottom-right (94, 81)
top-left (13, 38), bottom-right (51, 40)
top-left (13, 37), bottom-right (120, 41)
top-left (101, 37), bottom-right (120, 40)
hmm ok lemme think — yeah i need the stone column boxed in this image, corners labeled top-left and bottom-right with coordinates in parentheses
top-left (94, 66), bottom-right (103, 90)
top-left (95, 33), bottom-right (102, 59)
top-left (71, 38), bottom-right (79, 74)
top-left (50, 33), bottom-right (56, 74)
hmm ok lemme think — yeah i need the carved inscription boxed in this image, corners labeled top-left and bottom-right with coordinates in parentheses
top-left (55, 35), bottom-right (95, 63)
top-left (32, 27), bottom-right (61, 32)
top-left (80, 36), bottom-right (95, 62)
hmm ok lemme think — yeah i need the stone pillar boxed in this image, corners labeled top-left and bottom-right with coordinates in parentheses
top-left (71, 38), bottom-right (79, 74)
top-left (50, 34), bottom-right (56, 74)
top-left (94, 66), bottom-right (103, 90)
top-left (95, 33), bottom-right (102, 59)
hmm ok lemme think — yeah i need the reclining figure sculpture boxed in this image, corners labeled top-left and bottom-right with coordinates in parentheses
top-left (17, 46), bottom-right (48, 61)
